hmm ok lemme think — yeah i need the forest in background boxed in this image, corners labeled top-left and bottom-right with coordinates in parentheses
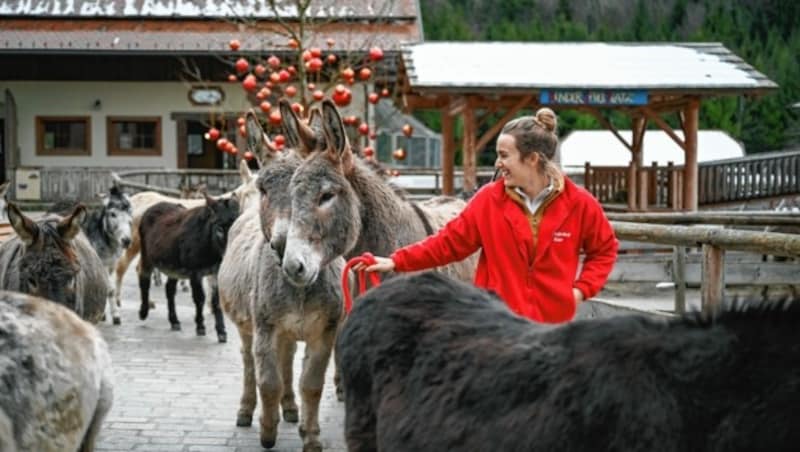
top-left (416, 0), bottom-right (799, 159)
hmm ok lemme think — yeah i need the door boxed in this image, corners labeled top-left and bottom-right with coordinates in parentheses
top-left (0, 119), bottom-right (5, 183)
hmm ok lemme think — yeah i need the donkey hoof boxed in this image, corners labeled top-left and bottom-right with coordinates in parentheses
top-left (283, 408), bottom-right (299, 423)
top-left (196, 326), bottom-right (206, 336)
top-left (171, 323), bottom-right (182, 331)
top-left (113, 317), bottom-right (121, 325)
top-left (302, 440), bottom-right (323, 452)
top-left (149, 301), bottom-right (156, 309)
top-left (260, 437), bottom-right (276, 449)
top-left (139, 309), bottom-right (148, 320)
top-left (236, 413), bottom-right (252, 427)
top-left (217, 332), bottom-right (227, 343)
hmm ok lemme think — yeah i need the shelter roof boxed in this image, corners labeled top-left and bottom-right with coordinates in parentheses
top-left (560, 130), bottom-right (744, 169)
top-left (401, 42), bottom-right (777, 96)
top-left (0, 0), bottom-right (417, 19)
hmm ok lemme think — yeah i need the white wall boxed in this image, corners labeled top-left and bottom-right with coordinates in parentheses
top-left (1, 81), bottom-right (250, 168)
top-left (1, 80), bottom-right (372, 169)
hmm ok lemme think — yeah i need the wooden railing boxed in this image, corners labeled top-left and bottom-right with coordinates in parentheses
top-left (611, 216), bottom-right (800, 315)
top-left (698, 149), bottom-right (800, 204)
top-left (584, 150), bottom-right (800, 211)
top-left (113, 169), bottom-right (243, 197)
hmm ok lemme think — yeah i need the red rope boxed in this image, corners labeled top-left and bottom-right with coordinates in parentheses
top-left (342, 252), bottom-right (381, 314)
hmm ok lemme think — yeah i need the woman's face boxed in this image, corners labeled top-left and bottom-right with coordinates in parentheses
top-left (495, 134), bottom-right (538, 189)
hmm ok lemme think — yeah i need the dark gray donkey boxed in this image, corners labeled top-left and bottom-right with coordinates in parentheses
top-left (282, 100), bottom-right (476, 289)
top-left (219, 103), bottom-right (344, 452)
top-left (49, 183), bottom-right (133, 325)
top-left (137, 194), bottom-right (239, 342)
top-left (0, 203), bottom-right (109, 323)
top-left (0, 290), bottom-right (113, 452)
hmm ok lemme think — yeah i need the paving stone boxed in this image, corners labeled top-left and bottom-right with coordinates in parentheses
top-left (95, 262), bottom-right (348, 451)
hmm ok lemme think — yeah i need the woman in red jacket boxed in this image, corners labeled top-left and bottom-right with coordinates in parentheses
top-left (357, 108), bottom-right (618, 323)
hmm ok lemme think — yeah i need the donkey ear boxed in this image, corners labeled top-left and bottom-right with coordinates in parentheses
top-left (57, 204), bottom-right (86, 241)
top-left (204, 193), bottom-right (216, 207)
top-left (321, 100), bottom-right (354, 172)
top-left (7, 202), bottom-right (38, 246)
top-left (245, 110), bottom-right (279, 166)
top-left (281, 99), bottom-right (319, 157)
top-left (109, 183), bottom-right (122, 197)
top-left (321, 100), bottom-right (348, 155)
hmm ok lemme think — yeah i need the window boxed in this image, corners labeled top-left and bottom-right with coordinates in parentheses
top-left (107, 116), bottom-right (161, 156)
top-left (36, 116), bottom-right (91, 156)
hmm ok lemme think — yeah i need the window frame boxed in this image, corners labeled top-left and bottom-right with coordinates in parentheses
top-left (36, 116), bottom-right (92, 156)
top-left (106, 116), bottom-right (162, 156)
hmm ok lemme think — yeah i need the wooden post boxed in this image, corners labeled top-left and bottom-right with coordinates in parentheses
top-left (627, 160), bottom-right (636, 211)
top-left (667, 161), bottom-right (679, 210)
top-left (650, 161), bottom-right (658, 206)
top-left (701, 244), bottom-right (725, 315)
top-left (632, 116), bottom-right (646, 210)
top-left (441, 111), bottom-right (455, 195)
top-left (462, 105), bottom-right (477, 193)
top-left (584, 162), bottom-right (592, 191)
top-left (672, 245), bottom-right (686, 315)
top-left (683, 99), bottom-right (699, 211)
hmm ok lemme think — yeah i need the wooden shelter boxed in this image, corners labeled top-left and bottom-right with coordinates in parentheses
top-left (398, 42), bottom-right (778, 211)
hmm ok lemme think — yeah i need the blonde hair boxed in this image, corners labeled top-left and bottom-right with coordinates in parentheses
top-left (500, 108), bottom-right (561, 180)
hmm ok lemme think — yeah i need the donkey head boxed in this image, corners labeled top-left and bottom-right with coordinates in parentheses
top-left (203, 194), bottom-right (240, 256)
top-left (7, 202), bottom-right (86, 311)
top-left (252, 101), bottom-right (323, 274)
top-left (101, 183), bottom-right (133, 248)
top-left (281, 100), bottom-right (362, 287)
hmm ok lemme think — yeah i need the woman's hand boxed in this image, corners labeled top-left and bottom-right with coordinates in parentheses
top-left (573, 288), bottom-right (585, 304)
top-left (352, 256), bottom-right (395, 273)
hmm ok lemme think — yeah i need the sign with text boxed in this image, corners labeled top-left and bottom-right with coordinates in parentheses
top-left (539, 90), bottom-right (648, 106)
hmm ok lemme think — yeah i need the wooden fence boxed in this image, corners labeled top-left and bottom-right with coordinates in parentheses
top-left (611, 217), bottom-right (800, 315)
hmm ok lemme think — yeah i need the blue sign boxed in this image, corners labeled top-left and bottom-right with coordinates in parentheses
top-left (539, 90), bottom-right (648, 106)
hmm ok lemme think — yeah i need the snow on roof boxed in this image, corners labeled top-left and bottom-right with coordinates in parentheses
top-left (402, 42), bottom-right (777, 92)
top-left (560, 130), bottom-right (745, 168)
top-left (0, 0), bottom-right (418, 18)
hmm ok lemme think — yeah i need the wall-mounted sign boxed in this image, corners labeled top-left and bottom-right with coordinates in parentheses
top-left (539, 90), bottom-right (648, 106)
top-left (188, 86), bottom-right (225, 106)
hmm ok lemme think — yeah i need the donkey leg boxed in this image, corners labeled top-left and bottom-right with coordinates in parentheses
top-left (165, 278), bottom-right (181, 331)
top-left (278, 339), bottom-right (298, 423)
top-left (189, 275), bottom-right (206, 336)
top-left (236, 324), bottom-right (257, 426)
top-left (254, 328), bottom-right (283, 449)
top-left (106, 270), bottom-right (121, 325)
top-left (298, 331), bottom-right (335, 452)
top-left (137, 261), bottom-right (152, 321)
top-left (78, 376), bottom-right (113, 452)
top-left (115, 233), bottom-right (146, 308)
top-left (207, 276), bottom-right (227, 343)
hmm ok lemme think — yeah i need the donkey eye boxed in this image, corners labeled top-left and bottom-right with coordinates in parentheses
top-left (319, 192), bottom-right (335, 205)
top-left (27, 277), bottom-right (38, 289)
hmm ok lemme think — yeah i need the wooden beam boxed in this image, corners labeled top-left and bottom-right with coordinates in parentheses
top-left (639, 106), bottom-right (686, 150)
top-left (474, 95), bottom-right (534, 154)
top-left (462, 105), bottom-right (477, 192)
top-left (701, 244), bottom-right (725, 315)
top-left (440, 111), bottom-right (455, 195)
top-left (581, 107), bottom-right (633, 152)
top-left (632, 116), bottom-right (647, 211)
top-left (683, 98), bottom-right (700, 211)
top-left (672, 246), bottom-right (686, 315)
top-left (447, 96), bottom-right (468, 117)
top-left (403, 93), bottom-right (449, 111)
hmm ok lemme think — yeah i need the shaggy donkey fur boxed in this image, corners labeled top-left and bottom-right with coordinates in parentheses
top-left (0, 203), bottom-right (108, 323)
top-left (48, 183), bottom-right (133, 325)
top-left (219, 104), bottom-right (344, 452)
top-left (0, 290), bottom-right (113, 452)
top-left (137, 195), bottom-right (239, 342)
top-left (337, 272), bottom-right (800, 452)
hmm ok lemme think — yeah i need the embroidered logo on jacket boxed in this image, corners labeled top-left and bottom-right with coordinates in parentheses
top-left (553, 231), bottom-right (572, 243)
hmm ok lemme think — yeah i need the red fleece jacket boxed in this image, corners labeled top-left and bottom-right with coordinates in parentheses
top-left (391, 177), bottom-right (618, 323)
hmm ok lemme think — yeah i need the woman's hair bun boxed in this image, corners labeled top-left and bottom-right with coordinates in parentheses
top-left (535, 107), bottom-right (557, 133)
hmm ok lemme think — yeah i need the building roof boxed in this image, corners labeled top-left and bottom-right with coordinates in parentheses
top-left (559, 130), bottom-right (745, 170)
top-left (0, 26), bottom-right (419, 54)
top-left (0, 0), bottom-right (417, 19)
top-left (402, 42), bottom-right (778, 95)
